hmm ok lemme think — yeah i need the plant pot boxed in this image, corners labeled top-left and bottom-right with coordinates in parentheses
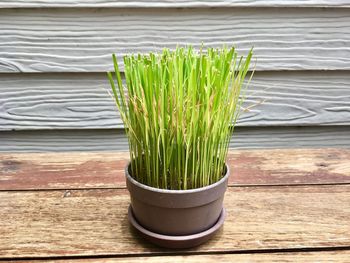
top-left (126, 163), bottom-right (229, 248)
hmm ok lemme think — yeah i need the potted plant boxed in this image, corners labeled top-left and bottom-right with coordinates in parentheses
top-left (107, 46), bottom-right (253, 248)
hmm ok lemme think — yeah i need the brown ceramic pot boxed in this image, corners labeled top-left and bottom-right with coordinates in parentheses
top-left (126, 163), bottom-right (229, 236)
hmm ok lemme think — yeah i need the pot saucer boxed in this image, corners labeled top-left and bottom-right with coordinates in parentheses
top-left (128, 205), bottom-right (226, 249)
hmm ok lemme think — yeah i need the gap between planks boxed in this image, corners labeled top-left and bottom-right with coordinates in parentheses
top-left (2, 182), bottom-right (350, 194)
top-left (2, 249), bottom-right (350, 262)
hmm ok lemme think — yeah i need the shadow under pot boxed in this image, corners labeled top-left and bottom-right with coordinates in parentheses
top-left (125, 163), bottom-right (229, 249)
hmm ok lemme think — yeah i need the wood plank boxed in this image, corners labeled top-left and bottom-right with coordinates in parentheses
top-left (0, 152), bottom-right (129, 190)
top-left (21, 251), bottom-right (350, 263)
top-left (0, 185), bottom-right (349, 258)
top-left (1, 126), bottom-right (350, 152)
top-left (1, 8), bottom-right (350, 72)
top-left (1, 0), bottom-right (349, 8)
top-left (1, 148), bottom-right (349, 191)
top-left (1, 72), bottom-right (350, 130)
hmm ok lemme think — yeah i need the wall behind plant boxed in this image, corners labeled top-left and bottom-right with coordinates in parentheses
top-left (1, 0), bottom-right (350, 151)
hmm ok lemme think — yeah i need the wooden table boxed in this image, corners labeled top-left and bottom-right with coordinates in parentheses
top-left (1, 148), bottom-right (350, 262)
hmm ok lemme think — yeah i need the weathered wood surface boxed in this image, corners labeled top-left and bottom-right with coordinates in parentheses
top-left (1, 148), bottom-right (349, 190)
top-left (1, 0), bottom-right (350, 8)
top-left (1, 72), bottom-right (350, 131)
top-left (22, 251), bottom-right (350, 263)
top-left (1, 8), bottom-right (350, 73)
top-left (2, 126), bottom-right (350, 152)
top-left (1, 185), bottom-right (349, 258)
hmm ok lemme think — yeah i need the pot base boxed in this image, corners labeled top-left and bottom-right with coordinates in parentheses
top-left (128, 205), bottom-right (226, 249)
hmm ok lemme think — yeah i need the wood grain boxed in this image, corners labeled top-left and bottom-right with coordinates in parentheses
top-left (21, 251), bottom-right (350, 262)
top-left (1, 72), bottom-right (350, 130)
top-left (1, 8), bottom-right (350, 72)
top-left (1, 148), bottom-right (349, 191)
top-left (0, 185), bottom-right (349, 258)
top-left (1, 0), bottom-right (349, 8)
top-left (1, 126), bottom-right (350, 152)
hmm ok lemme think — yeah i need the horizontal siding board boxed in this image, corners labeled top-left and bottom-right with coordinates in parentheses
top-left (1, 1), bottom-right (350, 8)
top-left (0, 8), bottom-right (350, 72)
top-left (1, 72), bottom-right (350, 130)
top-left (1, 126), bottom-right (350, 152)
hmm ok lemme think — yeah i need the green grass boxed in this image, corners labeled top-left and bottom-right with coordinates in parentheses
top-left (108, 46), bottom-right (253, 190)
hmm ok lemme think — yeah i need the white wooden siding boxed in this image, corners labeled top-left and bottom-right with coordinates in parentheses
top-left (0, 3), bottom-right (349, 151)
top-left (1, 72), bottom-right (350, 131)
top-left (0, 1), bottom-right (349, 8)
top-left (1, 126), bottom-right (350, 152)
top-left (1, 8), bottom-right (350, 72)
